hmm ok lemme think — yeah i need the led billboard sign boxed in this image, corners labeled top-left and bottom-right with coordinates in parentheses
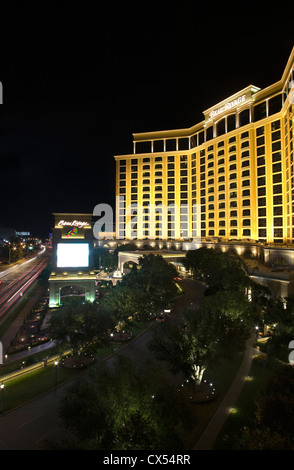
top-left (57, 243), bottom-right (89, 268)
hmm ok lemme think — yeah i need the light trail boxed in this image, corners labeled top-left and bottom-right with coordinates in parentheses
top-left (0, 258), bottom-right (46, 302)
top-left (0, 256), bottom-right (48, 320)
top-left (0, 245), bottom-right (46, 280)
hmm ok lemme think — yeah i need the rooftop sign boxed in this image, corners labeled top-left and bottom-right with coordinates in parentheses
top-left (209, 94), bottom-right (246, 120)
top-left (204, 85), bottom-right (260, 123)
top-left (57, 220), bottom-right (90, 229)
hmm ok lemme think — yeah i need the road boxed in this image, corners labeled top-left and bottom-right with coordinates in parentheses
top-left (0, 387), bottom-right (64, 450)
top-left (0, 247), bottom-right (48, 322)
top-left (0, 245), bottom-right (47, 282)
top-left (0, 278), bottom-right (206, 450)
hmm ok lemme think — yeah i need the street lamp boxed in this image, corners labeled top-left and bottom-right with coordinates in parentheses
top-left (8, 246), bottom-right (16, 264)
top-left (54, 360), bottom-right (58, 387)
top-left (1, 383), bottom-right (4, 412)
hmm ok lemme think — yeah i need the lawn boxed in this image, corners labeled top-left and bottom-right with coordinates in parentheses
top-left (213, 353), bottom-right (274, 449)
top-left (0, 316), bottom-right (154, 414)
top-left (1, 362), bottom-right (81, 413)
top-left (178, 350), bottom-right (244, 449)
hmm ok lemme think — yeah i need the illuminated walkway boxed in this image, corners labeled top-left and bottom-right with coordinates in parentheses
top-left (194, 332), bottom-right (259, 450)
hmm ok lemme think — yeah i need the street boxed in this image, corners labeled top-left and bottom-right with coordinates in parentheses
top-left (0, 247), bottom-right (48, 322)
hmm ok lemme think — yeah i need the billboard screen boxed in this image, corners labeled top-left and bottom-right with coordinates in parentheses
top-left (57, 243), bottom-right (89, 268)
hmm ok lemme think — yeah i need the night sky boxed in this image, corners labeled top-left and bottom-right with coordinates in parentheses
top-left (0, 2), bottom-right (293, 238)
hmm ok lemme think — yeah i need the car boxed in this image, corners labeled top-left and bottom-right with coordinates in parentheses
top-left (148, 312), bottom-right (157, 320)
top-left (156, 316), bottom-right (165, 322)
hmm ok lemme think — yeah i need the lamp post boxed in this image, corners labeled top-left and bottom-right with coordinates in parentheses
top-left (1, 383), bottom-right (4, 412)
top-left (54, 360), bottom-right (58, 387)
top-left (8, 247), bottom-right (15, 264)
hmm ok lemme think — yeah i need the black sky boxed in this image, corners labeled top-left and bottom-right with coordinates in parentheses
top-left (0, 1), bottom-right (293, 237)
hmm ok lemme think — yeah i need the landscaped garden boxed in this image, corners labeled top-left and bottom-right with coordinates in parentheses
top-left (1, 248), bottom-right (294, 449)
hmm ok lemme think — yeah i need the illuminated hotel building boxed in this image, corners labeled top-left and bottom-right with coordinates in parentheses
top-left (114, 47), bottom-right (294, 244)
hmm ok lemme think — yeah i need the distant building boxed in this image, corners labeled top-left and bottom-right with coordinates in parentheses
top-left (16, 231), bottom-right (31, 238)
top-left (0, 227), bottom-right (16, 242)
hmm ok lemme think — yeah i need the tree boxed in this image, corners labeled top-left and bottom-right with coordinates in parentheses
top-left (94, 246), bottom-right (117, 270)
top-left (128, 254), bottom-right (178, 309)
top-left (238, 365), bottom-right (294, 449)
top-left (102, 254), bottom-right (178, 322)
top-left (184, 247), bottom-right (250, 294)
top-left (149, 302), bottom-right (220, 388)
top-left (202, 290), bottom-right (256, 360)
top-left (56, 356), bottom-right (186, 450)
top-left (184, 246), bottom-right (222, 282)
top-left (248, 281), bottom-right (271, 325)
top-left (49, 298), bottom-right (115, 354)
top-left (101, 283), bottom-right (148, 323)
top-left (259, 295), bottom-right (294, 360)
top-left (149, 290), bottom-right (254, 388)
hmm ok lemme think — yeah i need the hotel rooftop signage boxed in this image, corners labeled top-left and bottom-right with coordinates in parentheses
top-left (203, 85), bottom-right (260, 123)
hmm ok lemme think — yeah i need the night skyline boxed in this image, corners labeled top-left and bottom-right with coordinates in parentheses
top-left (0, 2), bottom-right (293, 237)
top-left (1, 3), bottom-right (294, 453)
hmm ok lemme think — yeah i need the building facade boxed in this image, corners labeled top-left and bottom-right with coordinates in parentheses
top-left (114, 47), bottom-right (294, 244)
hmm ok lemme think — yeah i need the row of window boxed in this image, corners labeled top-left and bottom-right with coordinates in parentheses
top-left (121, 122), bottom-right (281, 177)
top-left (134, 95), bottom-right (283, 154)
top-left (119, 117), bottom-right (287, 241)
top-left (118, 225), bottom-right (285, 241)
top-left (284, 104), bottom-right (294, 227)
top-left (200, 228), bottom-right (283, 239)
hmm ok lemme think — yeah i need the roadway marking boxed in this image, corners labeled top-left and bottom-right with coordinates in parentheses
top-left (35, 427), bottom-right (58, 445)
top-left (18, 413), bottom-right (43, 428)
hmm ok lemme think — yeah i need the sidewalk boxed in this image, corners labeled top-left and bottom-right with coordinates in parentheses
top-left (194, 333), bottom-right (259, 450)
top-left (1, 341), bottom-right (55, 364)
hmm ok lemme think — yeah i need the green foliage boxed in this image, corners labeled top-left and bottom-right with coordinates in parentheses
top-left (49, 298), bottom-right (115, 354)
top-left (49, 254), bottom-right (178, 356)
top-left (149, 248), bottom-right (256, 387)
top-left (125, 253), bottom-right (178, 302)
top-left (238, 365), bottom-right (294, 449)
top-left (102, 254), bottom-right (178, 323)
top-left (57, 356), bottom-right (186, 450)
top-left (149, 289), bottom-right (253, 387)
top-left (149, 320), bottom-right (215, 386)
top-left (184, 247), bottom-right (250, 294)
top-left (101, 283), bottom-right (148, 321)
top-left (259, 295), bottom-right (294, 361)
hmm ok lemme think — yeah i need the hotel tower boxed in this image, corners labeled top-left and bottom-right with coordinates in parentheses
top-left (114, 47), bottom-right (294, 245)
